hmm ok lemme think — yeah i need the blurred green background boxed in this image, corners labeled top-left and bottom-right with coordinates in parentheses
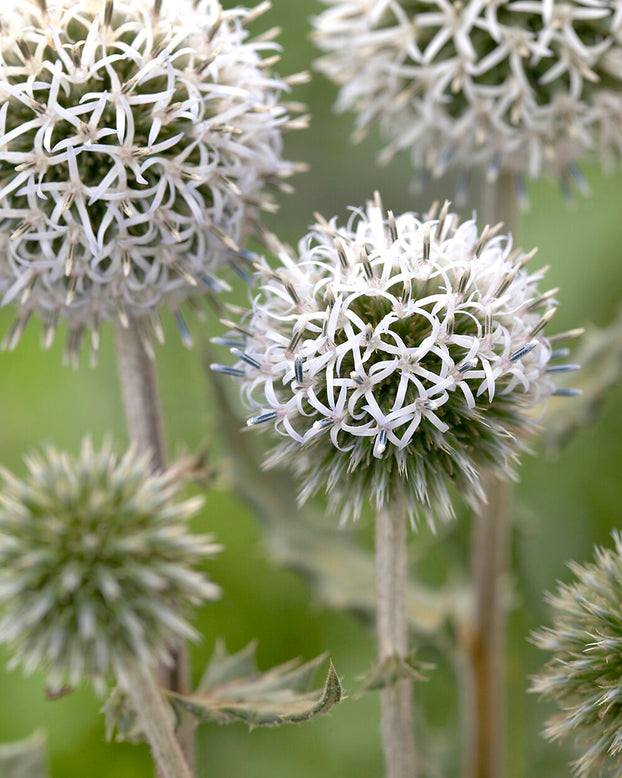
top-left (1, 1), bottom-right (622, 776)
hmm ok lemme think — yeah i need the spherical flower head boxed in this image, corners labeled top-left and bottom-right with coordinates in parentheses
top-left (313, 1), bottom-right (622, 192)
top-left (0, 0), bottom-right (303, 362)
top-left (0, 438), bottom-right (220, 692)
top-left (212, 196), bottom-right (578, 526)
top-left (532, 531), bottom-right (622, 777)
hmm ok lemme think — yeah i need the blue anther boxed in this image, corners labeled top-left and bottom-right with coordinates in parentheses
top-left (230, 347), bottom-right (261, 369)
top-left (510, 341), bottom-right (536, 362)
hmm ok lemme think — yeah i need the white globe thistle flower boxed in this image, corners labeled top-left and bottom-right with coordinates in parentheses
top-left (0, 0), bottom-right (305, 362)
top-left (212, 196), bottom-right (579, 526)
top-left (313, 0), bottom-right (622, 193)
top-left (0, 438), bottom-right (221, 693)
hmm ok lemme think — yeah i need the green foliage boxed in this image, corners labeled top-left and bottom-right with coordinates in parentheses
top-left (105, 642), bottom-right (343, 739)
top-left (543, 307), bottom-right (622, 453)
top-left (0, 732), bottom-right (49, 778)
top-left (170, 641), bottom-right (343, 729)
top-left (358, 653), bottom-right (432, 693)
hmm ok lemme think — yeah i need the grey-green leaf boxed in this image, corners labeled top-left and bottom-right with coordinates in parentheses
top-left (169, 641), bottom-right (343, 729)
top-left (358, 652), bottom-right (433, 694)
top-left (543, 308), bottom-right (622, 453)
top-left (0, 732), bottom-right (50, 778)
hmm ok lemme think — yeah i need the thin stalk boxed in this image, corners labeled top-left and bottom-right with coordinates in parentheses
top-left (376, 501), bottom-right (416, 778)
top-left (115, 325), bottom-right (194, 773)
top-left (119, 656), bottom-right (193, 778)
top-left (463, 172), bottom-right (517, 778)
top-left (115, 325), bottom-right (167, 470)
top-left (464, 471), bottom-right (511, 778)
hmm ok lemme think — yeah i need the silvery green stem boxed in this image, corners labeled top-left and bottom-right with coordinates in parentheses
top-left (376, 501), bottom-right (416, 778)
top-left (463, 172), bottom-right (517, 778)
top-left (118, 657), bottom-right (193, 778)
top-left (115, 326), bottom-right (167, 470)
top-left (481, 171), bottom-right (518, 236)
top-left (115, 326), bottom-right (194, 773)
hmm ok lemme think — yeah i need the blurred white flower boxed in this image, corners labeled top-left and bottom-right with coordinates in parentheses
top-left (313, 0), bottom-right (622, 193)
top-left (212, 196), bottom-right (579, 526)
top-left (0, 0), bottom-right (305, 362)
top-left (0, 438), bottom-right (221, 693)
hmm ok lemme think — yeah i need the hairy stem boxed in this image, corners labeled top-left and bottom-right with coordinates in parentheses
top-left (119, 657), bottom-right (193, 778)
top-left (463, 172), bottom-right (517, 778)
top-left (115, 326), bottom-right (167, 470)
top-left (376, 501), bottom-right (416, 778)
top-left (115, 326), bottom-right (194, 773)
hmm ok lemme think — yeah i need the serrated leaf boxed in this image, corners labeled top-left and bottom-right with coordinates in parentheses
top-left (103, 687), bottom-right (145, 744)
top-left (169, 642), bottom-right (343, 729)
top-left (204, 355), bottom-right (464, 636)
top-left (0, 732), bottom-right (49, 778)
top-left (357, 652), bottom-right (434, 694)
top-left (543, 308), bottom-right (622, 453)
top-left (198, 638), bottom-right (258, 689)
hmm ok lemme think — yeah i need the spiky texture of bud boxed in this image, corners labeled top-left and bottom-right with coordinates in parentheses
top-left (0, 439), bottom-right (220, 692)
top-left (532, 531), bottom-right (622, 777)
top-left (313, 1), bottom-right (622, 193)
top-left (0, 0), bottom-right (303, 362)
top-left (212, 197), bottom-right (578, 525)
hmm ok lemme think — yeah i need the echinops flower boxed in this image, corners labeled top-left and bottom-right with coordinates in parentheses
top-left (0, 439), bottom-right (220, 692)
top-left (0, 0), bottom-right (304, 361)
top-left (212, 196), bottom-right (579, 526)
top-left (313, 1), bottom-right (622, 193)
top-left (532, 531), bottom-right (622, 777)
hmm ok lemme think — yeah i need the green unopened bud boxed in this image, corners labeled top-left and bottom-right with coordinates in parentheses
top-left (532, 531), bottom-right (622, 777)
top-left (0, 438), bottom-right (221, 694)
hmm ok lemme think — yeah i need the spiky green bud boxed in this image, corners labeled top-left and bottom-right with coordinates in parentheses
top-left (0, 438), bottom-right (220, 692)
top-left (533, 531), bottom-right (622, 777)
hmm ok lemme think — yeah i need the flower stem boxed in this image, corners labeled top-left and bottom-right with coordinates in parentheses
top-left (118, 656), bottom-right (193, 778)
top-left (464, 471), bottom-right (510, 778)
top-left (463, 172), bottom-right (517, 778)
top-left (115, 325), bottom-right (194, 773)
top-left (376, 501), bottom-right (416, 778)
top-left (115, 326), bottom-right (167, 470)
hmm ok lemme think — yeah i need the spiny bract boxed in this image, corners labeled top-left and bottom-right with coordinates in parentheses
top-left (313, 0), bottom-right (622, 195)
top-left (0, 439), bottom-right (220, 692)
top-left (532, 531), bottom-right (622, 778)
top-left (0, 0), bottom-right (304, 363)
top-left (212, 196), bottom-right (579, 526)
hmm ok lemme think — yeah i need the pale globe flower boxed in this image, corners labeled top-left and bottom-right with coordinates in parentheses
top-left (212, 196), bottom-right (579, 526)
top-left (532, 531), bottom-right (622, 777)
top-left (0, 0), bottom-right (305, 362)
top-left (313, 0), bottom-right (622, 194)
top-left (0, 438), bottom-right (220, 692)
